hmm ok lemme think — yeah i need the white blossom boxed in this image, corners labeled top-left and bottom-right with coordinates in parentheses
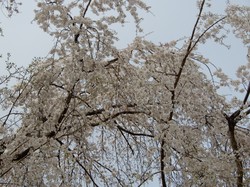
top-left (0, 0), bottom-right (249, 186)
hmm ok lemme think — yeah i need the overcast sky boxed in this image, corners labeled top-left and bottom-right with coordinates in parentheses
top-left (1, 0), bottom-right (249, 100)
top-left (0, 1), bottom-right (248, 68)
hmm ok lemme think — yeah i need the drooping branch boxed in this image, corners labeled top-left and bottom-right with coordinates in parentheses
top-left (243, 81), bottom-right (250, 105)
top-left (55, 138), bottom-right (99, 187)
top-left (12, 147), bottom-right (31, 162)
top-left (117, 126), bottom-right (135, 155)
top-left (117, 124), bottom-right (154, 138)
top-left (0, 82), bottom-right (78, 178)
top-left (56, 83), bottom-right (77, 130)
top-left (86, 108), bottom-right (105, 116)
top-left (2, 78), bottom-right (31, 127)
top-left (93, 160), bottom-right (125, 186)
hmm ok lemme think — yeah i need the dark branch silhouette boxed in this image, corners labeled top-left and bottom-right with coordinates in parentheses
top-left (12, 147), bottom-right (31, 162)
top-left (243, 81), bottom-right (250, 105)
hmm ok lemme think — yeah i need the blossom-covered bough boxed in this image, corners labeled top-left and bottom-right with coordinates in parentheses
top-left (0, 0), bottom-right (249, 186)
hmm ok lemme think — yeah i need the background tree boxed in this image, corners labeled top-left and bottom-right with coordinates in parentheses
top-left (0, 0), bottom-right (249, 186)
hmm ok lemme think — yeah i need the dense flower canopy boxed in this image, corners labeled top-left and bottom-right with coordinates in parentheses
top-left (0, 0), bottom-right (249, 186)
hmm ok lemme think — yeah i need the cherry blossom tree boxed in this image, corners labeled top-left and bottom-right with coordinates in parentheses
top-left (0, 0), bottom-right (249, 186)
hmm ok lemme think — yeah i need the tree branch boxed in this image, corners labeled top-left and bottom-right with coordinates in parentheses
top-left (243, 81), bottom-right (250, 105)
top-left (117, 125), bottom-right (154, 138)
top-left (174, 0), bottom-right (206, 89)
top-left (117, 126), bottom-right (135, 155)
top-left (55, 138), bottom-right (99, 187)
top-left (224, 112), bottom-right (244, 186)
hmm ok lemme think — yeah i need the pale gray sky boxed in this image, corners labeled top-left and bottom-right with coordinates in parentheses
top-left (0, 0), bottom-right (248, 75)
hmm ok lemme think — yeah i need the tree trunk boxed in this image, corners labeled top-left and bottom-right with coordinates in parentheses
top-left (228, 122), bottom-right (243, 187)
